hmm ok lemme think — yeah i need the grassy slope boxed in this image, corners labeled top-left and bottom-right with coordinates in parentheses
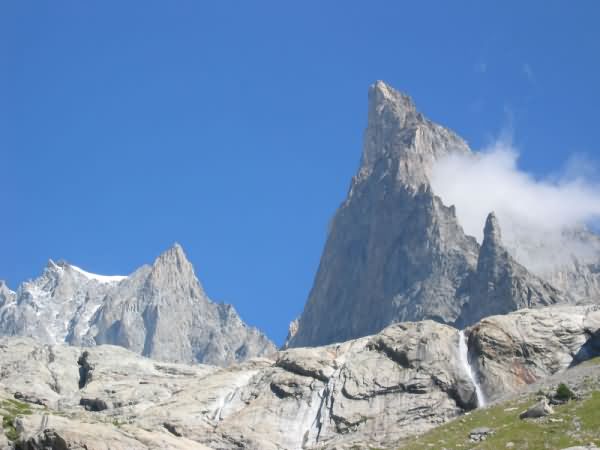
top-left (1, 398), bottom-right (32, 441)
top-left (399, 391), bottom-right (600, 449)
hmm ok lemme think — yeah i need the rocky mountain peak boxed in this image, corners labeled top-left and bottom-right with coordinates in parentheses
top-left (456, 212), bottom-right (563, 327)
top-left (367, 80), bottom-right (418, 127)
top-left (149, 243), bottom-right (203, 293)
top-left (44, 259), bottom-right (67, 276)
top-left (358, 80), bottom-right (471, 190)
top-left (153, 243), bottom-right (191, 271)
top-left (289, 82), bottom-right (480, 348)
top-left (0, 280), bottom-right (14, 308)
top-left (483, 212), bottom-right (502, 246)
top-left (1, 245), bottom-right (275, 366)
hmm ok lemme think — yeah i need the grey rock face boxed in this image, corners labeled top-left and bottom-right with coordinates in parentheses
top-left (0, 260), bottom-right (117, 345)
top-left (0, 245), bottom-right (275, 366)
top-left (539, 228), bottom-right (600, 303)
top-left (467, 304), bottom-right (600, 401)
top-left (290, 80), bottom-right (597, 348)
top-left (0, 322), bottom-right (475, 449)
top-left (1, 305), bottom-right (599, 450)
top-left (289, 81), bottom-right (480, 347)
top-left (456, 213), bottom-right (564, 327)
top-left (0, 281), bottom-right (15, 309)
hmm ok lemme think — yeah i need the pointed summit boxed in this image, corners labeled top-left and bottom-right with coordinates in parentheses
top-left (359, 80), bottom-right (471, 189)
top-left (0, 281), bottom-right (15, 307)
top-left (483, 212), bottom-right (502, 245)
top-left (288, 81), bottom-right (480, 347)
top-left (456, 213), bottom-right (563, 327)
top-left (1, 244), bottom-right (275, 366)
top-left (368, 80), bottom-right (417, 124)
top-left (149, 243), bottom-right (206, 296)
top-left (154, 243), bottom-right (192, 272)
top-left (46, 258), bottom-right (63, 271)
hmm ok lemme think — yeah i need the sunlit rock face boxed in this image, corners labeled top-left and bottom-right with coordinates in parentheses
top-left (288, 81), bottom-right (479, 347)
top-left (0, 244), bottom-right (275, 366)
top-left (288, 81), bottom-right (597, 348)
top-left (2, 305), bottom-right (599, 449)
top-left (455, 212), bottom-right (564, 327)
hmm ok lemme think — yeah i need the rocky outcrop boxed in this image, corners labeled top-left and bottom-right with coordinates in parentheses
top-left (2, 305), bottom-right (599, 449)
top-left (0, 322), bottom-right (478, 449)
top-left (467, 304), bottom-right (600, 401)
top-left (14, 413), bottom-right (211, 450)
top-left (456, 213), bottom-right (564, 327)
top-left (0, 245), bottom-right (275, 366)
top-left (288, 81), bottom-right (480, 347)
top-left (0, 282), bottom-right (15, 309)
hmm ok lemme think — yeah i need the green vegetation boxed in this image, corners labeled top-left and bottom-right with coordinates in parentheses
top-left (555, 383), bottom-right (576, 401)
top-left (399, 391), bottom-right (600, 449)
top-left (1, 398), bottom-right (33, 441)
top-left (111, 418), bottom-right (125, 427)
top-left (581, 356), bottom-right (600, 367)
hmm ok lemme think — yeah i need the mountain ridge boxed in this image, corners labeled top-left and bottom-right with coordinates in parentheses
top-left (0, 244), bottom-right (275, 366)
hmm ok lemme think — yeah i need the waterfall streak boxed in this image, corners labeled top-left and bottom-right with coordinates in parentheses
top-left (458, 330), bottom-right (486, 407)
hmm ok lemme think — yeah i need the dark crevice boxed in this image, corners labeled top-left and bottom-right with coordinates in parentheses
top-left (366, 340), bottom-right (412, 368)
top-left (274, 359), bottom-right (330, 382)
top-left (269, 382), bottom-right (301, 399)
top-left (80, 397), bottom-right (108, 411)
top-left (77, 351), bottom-right (93, 389)
top-left (163, 422), bottom-right (182, 437)
top-left (570, 329), bottom-right (600, 367)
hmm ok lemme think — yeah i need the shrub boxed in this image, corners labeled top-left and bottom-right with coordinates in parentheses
top-left (555, 383), bottom-right (576, 401)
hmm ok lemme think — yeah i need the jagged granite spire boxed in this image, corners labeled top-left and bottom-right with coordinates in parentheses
top-left (356, 80), bottom-right (471, 190)
top-left (0, 280), bottom-right (15, 308)
top-left (483, 212), bottom-right (502, 244)
top-left (288, 82), bottom-right (480, 347)
top-left (288, 82), bottom-right (576, 348)
top-left (0, 244), bottom-right (276, 366)
top-left (456, 213), bottom-right (564, 327)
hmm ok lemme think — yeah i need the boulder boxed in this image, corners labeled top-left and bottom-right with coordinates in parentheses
top-left (469, 426), bottom-right (494, 442)
top-left (519, 398), bottom-right (554, 419)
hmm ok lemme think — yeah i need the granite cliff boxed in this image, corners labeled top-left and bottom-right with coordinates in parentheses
top-left (288, 81), bottom-right (600, 348)
top-left (0, 244), bottom-right (275, 366)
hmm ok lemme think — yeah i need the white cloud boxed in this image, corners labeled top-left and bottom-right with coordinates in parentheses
top-left (430, 137), bottom-right (600, 273)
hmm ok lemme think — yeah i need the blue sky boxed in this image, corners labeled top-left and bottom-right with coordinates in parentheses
top-left (2, 1), bottom-right (599, 345)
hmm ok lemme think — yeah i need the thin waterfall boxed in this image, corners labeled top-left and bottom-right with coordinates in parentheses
top-left (458, 330), bottom-right (486, 407)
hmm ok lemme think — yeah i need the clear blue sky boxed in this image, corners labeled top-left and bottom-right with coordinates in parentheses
top-left (2, 1), bottom-right (599, 345)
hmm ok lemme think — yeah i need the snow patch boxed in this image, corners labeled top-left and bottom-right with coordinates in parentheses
top-left (69, 265), bottom-right (127, 284)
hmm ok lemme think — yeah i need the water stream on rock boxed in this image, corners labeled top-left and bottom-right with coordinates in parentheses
top-left (458, 330), bottom-right (486, 407)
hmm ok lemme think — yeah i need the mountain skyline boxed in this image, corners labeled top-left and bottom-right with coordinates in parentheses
top-left (4, 81), bottom-right (599, 349)
top-left (0, 243), bottom-right (276, 365)
top-left (3, 3), bottom-right (600, 345)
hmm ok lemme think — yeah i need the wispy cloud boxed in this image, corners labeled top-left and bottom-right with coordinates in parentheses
top-left (431, 135), bottom-right (600, 273)
top-left (523, 63), bottom-right (535, 83)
